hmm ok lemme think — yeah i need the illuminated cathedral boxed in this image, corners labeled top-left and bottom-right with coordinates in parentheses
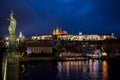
top-left (53, 26), bottom-right (68, 35)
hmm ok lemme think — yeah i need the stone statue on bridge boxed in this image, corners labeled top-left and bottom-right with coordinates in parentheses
top-left (8, 10), bottom-right (16, 35)
top-left (7, 10), bottom-right (17, 53)
top-left (3, 10), bottom-right (19, 80)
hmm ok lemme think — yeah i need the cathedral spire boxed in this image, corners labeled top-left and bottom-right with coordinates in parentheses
top-left (56, 25), bottom-right (59, 30)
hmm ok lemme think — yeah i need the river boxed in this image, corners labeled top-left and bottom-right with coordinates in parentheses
top-left (20, 59), bottom-right (120, 80)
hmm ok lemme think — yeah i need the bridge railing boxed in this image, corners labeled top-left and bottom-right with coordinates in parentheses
top-left (2, 52), bottom-right (8, 80)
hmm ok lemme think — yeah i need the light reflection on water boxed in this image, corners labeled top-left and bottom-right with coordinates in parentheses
top-left (20, 60), bottom-right (110, 80)
top-left (57, 60), bottom-right (104, 80)
top-left (102, 60), bottom-right (108, 80)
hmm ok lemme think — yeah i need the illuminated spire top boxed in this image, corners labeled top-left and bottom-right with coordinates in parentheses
top-left (56, 26), bottom-right (59, 31)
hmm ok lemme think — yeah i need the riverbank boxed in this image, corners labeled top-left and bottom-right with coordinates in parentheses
top-left (19, 55), bottom-right (120, 63)
top-left (19, 56), bottom-right (90, 62)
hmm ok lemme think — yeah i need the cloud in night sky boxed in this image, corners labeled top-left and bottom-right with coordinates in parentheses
top-left (0, 0), bottom-right (120, 37)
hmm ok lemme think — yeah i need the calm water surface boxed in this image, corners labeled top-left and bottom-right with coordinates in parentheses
top-left (20, 60), bottom-right (120, 80)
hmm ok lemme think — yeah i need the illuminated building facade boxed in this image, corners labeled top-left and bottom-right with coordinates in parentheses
top-left (26, 41), bottom-right (53, 54)
top-left (31, 27), bottom-right (115, 41)
top-left (31, 35), bottom-right (52, 40)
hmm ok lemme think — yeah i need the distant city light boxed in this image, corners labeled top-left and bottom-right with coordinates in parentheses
top-left (5, 37), bottom-right (9, 40)
top-left (27, 47), bottom-right (32, 55)
top-left (5, 42), bottom-right (9, 47)
top-left (102, 52), bottom-right (107, 56)
top-left (79, 32), bottom-right (82, 35)
top-left (16, 38), bottom-right (19, 41)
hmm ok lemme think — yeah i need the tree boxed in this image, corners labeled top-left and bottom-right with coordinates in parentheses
top-left (17, 40), bottom-right (27, 56)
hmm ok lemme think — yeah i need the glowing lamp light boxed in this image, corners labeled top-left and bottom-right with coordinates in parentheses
top-left (5, 37), bottom-right (9, 40)
top-left (102, 52), bottom-right (107, 56)
top-left (59, 54), bottom-right (62, 57)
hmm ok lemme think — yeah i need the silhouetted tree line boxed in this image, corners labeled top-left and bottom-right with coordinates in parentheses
top-left (102, 39), bottom-right (120, 55)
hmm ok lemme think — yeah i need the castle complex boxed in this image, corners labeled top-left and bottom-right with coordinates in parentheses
top-left (31, 26), bottom-right (115, 41)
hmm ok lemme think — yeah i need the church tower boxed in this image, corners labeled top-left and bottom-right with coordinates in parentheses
top-left (56, 26), bottom-right (60, 35)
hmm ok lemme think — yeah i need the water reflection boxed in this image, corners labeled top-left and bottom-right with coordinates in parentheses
top-left (19, 64), bottom-right (28, 80)
top-left (102, 60), bottom-right (108, 80)
top-left (57, 60), bottom-right (102, 80)
top-left (20, 60), bottom-right (109, 80)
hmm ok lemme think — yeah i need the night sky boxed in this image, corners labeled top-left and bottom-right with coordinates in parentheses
top-left (0, 0), bottom-right (120, 37)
